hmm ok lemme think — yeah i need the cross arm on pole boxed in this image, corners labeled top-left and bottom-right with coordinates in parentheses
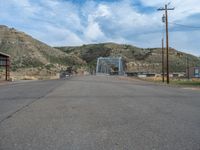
top-left (157, 7), bottom-right (175, 11)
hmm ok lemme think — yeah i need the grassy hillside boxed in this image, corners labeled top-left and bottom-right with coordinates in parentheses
top-left (56, 43), bottom-right (200, 73)
top-left (0, 25), bottom-right (85, 72)
top-left (1, 25), bottom-right (199, 78)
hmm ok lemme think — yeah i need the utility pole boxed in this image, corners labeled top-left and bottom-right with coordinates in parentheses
top-left (5, 58), bottom-right (8, 81)
top-left (186, 56), bottom-right (190, 79)
top-left (162, 38), bottom-right (165, 82)
top-left (158, 4), bottom-right (175, 84)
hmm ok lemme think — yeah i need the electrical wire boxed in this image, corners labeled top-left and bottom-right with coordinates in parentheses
top-left (169, 22), bottom-right (200, 29)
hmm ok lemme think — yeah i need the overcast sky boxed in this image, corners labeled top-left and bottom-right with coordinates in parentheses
top-left (0, 0), bottom-right (200, 56)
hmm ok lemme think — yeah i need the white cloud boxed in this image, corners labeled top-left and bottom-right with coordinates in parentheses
top-left (83, 4), bottom-right (111, 41)
top-left (170, 30), bottom-right (200, 56)
top-left (95, 4), bottom-right (111, 18)
top-left (140, 0), bottom-right (168, 7)
top-left (84, 22), bottom-right (105, 41)
top-left (43, 25), bottom-right (84, 46)
top-left (0, 0), bottom-right (200, 55)
top-left (140, 0), bottom-right (200, 21)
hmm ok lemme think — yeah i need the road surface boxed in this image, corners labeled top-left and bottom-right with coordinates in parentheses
top-left (0, 76), bottom-right (200, 150)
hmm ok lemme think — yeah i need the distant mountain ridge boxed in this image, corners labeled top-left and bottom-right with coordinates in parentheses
top-left (56, 43), bottom-right (200, 73)
top-left (0, 25), bottom-right (200, 75)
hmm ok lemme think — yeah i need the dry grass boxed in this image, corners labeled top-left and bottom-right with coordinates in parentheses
top-left (141, 77), bottom-right (200, 87)
top-left (117, 76), bottom-right (200, 88)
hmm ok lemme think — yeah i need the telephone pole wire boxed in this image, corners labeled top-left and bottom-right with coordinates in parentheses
top-left (158, 4), bottom-right (175, 84)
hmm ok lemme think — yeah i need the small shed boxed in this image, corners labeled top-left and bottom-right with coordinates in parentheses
top-left (187, 67), bottom-right (200, 78)
top-left (0, 52), bottom-right (10, 81)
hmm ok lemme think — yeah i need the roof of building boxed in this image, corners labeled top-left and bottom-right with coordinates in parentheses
top-left (0, 52), bottom-right (10, 57)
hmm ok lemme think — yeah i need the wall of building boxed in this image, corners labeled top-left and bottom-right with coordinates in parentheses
top-left (188, 67), bottom-right (200, 78)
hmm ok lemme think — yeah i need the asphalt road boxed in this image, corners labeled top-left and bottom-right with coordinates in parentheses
top-left (0, 76), bottom-right (200, 150)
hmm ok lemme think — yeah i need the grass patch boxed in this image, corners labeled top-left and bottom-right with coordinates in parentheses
top-left (170, 80), bottom-right (200, 87)
top-left (138, 77), bottom-right (200, 87)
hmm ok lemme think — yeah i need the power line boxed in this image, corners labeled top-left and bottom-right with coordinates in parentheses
top-left (169, 22), bottom-right (200, 29)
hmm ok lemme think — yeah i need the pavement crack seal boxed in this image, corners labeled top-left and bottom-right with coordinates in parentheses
top-left (0, 96), bottom-right (43, 124)
top-left (0, 80), bottom-right (65, 125)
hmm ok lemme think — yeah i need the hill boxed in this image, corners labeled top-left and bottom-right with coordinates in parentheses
top-left (56, 43), bottom-right (200, 73)
top-left (0, 25), bottom-right (85, 77)
top-left (1, 25), bottom-right (199, 78)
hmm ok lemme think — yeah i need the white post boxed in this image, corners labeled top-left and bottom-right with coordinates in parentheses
top-left (96, 58), bottom-right (100, 74)
top-left (119, 57), bottom-right (122, 75)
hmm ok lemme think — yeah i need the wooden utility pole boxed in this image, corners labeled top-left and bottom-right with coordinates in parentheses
top-left (158, 4), bottom-right (174, 84)
top-left (5, 57), bottom-right (10, 81)
top-left (165, 5), bottom-right (170, 84)
top-left (186, 56), bottom-right (190, 79)
top-left (5, 58), bottom-right (8, 81)
top-left (162, 38), bottom-right (165, 82)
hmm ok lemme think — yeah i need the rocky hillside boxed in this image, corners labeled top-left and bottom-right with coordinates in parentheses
top-left (1, 25), bottom-right (199, 76)
top-left (0, 25), bottom-right (85, 72)
top-left (56, 43), bottom-right (200, 73)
